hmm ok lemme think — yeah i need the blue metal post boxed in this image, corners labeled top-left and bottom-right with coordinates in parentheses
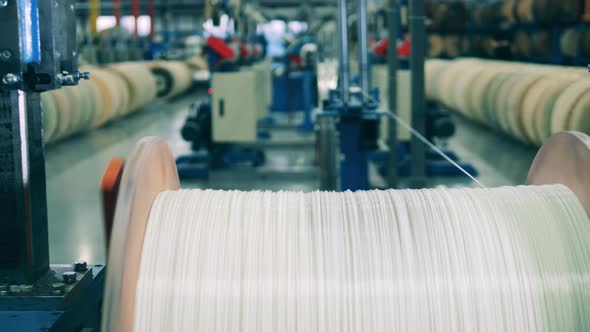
top-left (338, 117), bottom-right (369, 191)
top-left (299, 69), bottom-right (314, 132)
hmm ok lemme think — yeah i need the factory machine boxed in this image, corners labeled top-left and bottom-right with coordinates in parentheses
top-left (269, 35), bottom-right (319, 132)
top-left (0, 1), bottom-right (104, 331)
top-left (178, 21), bottom-right (273, 178)
top-left (370, 32), bottom-right (477, 178)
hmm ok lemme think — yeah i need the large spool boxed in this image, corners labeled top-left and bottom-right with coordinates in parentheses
top-left (107, 62), bottom-right (158, 113)
top-left (148, 61), bottom-right (194, 99)
top-left (427, 58), bottom-right (589, 146)
top-left (102, 132), bottom-right (590, 332)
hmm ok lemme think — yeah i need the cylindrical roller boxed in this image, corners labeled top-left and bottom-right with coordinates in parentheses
top-left (107, 62), bottom-right (158, 113)
top-left (551, 78), bottom-right (590, 134)
top-left (41, 92), bottom-right (59, 144)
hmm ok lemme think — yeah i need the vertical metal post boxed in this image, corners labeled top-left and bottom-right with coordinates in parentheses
top-left (132, 0), bottom-right (140, 39)
top-left (318, 117), bottom-right (339, 191)
top-left (0, 91), bottom-right (49, 284)
top-left (409, 0), bottom-right (426, 187)
top-left (114, 0), bottom-right (121, 26)
top-left (357, 0), bottom-right (370, 102)
top-left (336, 0), bottom-right (350, 104)
top-left (89, 0), bottom-right (99, 35)
top-left (386, 0), bottom-right (399, 188)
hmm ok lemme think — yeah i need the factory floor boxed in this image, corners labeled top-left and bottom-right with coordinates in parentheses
top-left (45, 92), bottom-right (539, 266)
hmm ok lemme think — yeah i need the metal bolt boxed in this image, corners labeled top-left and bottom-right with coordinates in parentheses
top-left (9, 285), bottom-right (20, 294)
top-left (50, 283), bottom-right (65, 296)
top-left (0, 284), bottom-right (7, 296)
top-left (62, 271), bottom-right (77, 284)
top-left (20, 285), bottom-right (32, 293)
top-left (0, 49), bottom-right (11, 61)
top-left (74, 261), bottom-right (88, 272)
top-left (2, 73), bottom-right (19, 85)
top-left (75, 71), bottom-right (90, 81)
top-left (0, 1), bottom-right (7, 8)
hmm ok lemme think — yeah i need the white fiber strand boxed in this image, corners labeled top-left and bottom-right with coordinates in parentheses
top-left (134, 185), bottom-right (590, 332)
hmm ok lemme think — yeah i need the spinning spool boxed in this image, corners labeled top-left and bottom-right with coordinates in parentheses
top-left (102, 133), bottom-right (590, 332)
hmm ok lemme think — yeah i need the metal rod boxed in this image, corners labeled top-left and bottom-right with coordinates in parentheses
top-left (318, 116), bottom-right (339, 191)
top-left (409, 0), bottom-right (426, 188)
top-left (386, 0), bottom-right (399, 188)
top-left (336, 0), bottom-right (350, 104)
top-left (357, 0), bottom-right (370, 102)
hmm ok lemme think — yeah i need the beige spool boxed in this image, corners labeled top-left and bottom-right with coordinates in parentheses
top-left (523, 71), bottom-right (582, 145)
top-left (84, 78), bottom-right (106, 128)
top-left (437, 58), bottom-right (479, 109)
top-left (467, 63), bottom-right (511, 122)
top-left (482, 72), bottom-right (514, 127)
top-left (561, 28), bottom-right (580, 57)
top-left (516, 0), bottom-right (535, 23)
top-left (527, 131), bottom-right (590, 216)
top-left (425, 59), bottom-right (450, 101)
top-left (567, 89), bottom-right (590, 134)
top-left (533, 76), bottom-right (580, 144)
top-left (500, 0), bottom-right (517, 24)
top-left (74, 80), bottom-right (98, 133)
top-left (41, 92), bottom-right (59, 144)
top-left (90, 69), bottom-right (128, 126)
top-left (451, 61), bottom-right (486, 117)
top-left (107, 63), bottom-right (157, 113)
top-left (148, 61), bottom-right (194, 99)
top-left (428, 34), bottom-right (445, 57)
top-left (504, 73), bottom-right (545, 142)
top-left (551, 78), bottom-right (590, 134)
top-left (102, 137), bottom-right (180, 332)
top-left (494, 74), bottom-right (523, 135)
top-left (50, 87), bottom-right (76, 140)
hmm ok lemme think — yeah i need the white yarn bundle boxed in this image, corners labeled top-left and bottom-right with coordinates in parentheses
top-left (133, 185), bottom-right (590, 331)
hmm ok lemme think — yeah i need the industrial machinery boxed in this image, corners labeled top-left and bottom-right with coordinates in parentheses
top-left (270, 35), bottom-right (319, 132)
top-left (0, 1), bottom-right (104, 331)
top-left (178, 27), bottom-right (272, 178)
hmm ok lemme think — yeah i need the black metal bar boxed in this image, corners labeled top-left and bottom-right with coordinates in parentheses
top-left (0, 91), bottom-right (49, 284)
top-left (386, 0), bottom-right (399, 189)
top-left (409, 0), bottom-right (426, 188)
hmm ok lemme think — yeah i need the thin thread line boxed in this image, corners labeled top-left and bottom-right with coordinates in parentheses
top-left (356, 88), bottom-right (485, 188)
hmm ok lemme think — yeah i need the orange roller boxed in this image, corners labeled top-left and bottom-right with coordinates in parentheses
top-left (100, 156), bottom-right (125, 249)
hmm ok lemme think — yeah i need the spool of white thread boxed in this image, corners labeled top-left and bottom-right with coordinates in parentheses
top-left (101, 132), bottom-right (590, 332)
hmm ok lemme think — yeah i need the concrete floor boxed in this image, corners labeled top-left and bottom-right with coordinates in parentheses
top-left (44, 93), bottom-right (539, 266)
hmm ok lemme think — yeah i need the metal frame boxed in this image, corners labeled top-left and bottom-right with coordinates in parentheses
top-left (409, 0), bottom-right (426, 188)
top-left (386, 0), bottom-right (400, 188)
